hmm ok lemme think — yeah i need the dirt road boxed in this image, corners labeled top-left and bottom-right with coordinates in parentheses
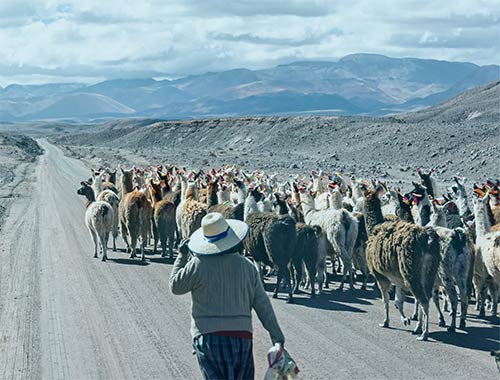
top-left (0, 140), bottom-right (498, 379)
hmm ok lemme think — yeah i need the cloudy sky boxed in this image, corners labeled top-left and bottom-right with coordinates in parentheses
top-left (0, 0), bottom-right (498, 86)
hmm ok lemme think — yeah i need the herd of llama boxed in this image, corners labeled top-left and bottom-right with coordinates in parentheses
top-left (77, 164), bottom-right (500, 342)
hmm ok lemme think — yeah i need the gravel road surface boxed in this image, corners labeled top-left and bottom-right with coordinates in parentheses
top-left (0, 140), bottom-right (498, 380)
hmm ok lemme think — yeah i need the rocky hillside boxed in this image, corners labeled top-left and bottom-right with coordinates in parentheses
top-left (53, 81), bottom-right (499, 186)
top-left (0, 134), bottom-right (43, 228)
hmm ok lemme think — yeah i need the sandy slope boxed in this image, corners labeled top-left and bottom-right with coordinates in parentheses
top-left (0, 140), bottom-right (497, 380)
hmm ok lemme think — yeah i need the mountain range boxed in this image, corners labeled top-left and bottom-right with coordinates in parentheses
top-left (0, 53), bottom-right (498, 122)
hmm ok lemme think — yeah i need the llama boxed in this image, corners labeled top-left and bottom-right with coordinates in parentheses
top-left (96, 189), bottom-right (120, 252)
top-left (273, 194), bottom-right (325, 295)
top-left (473, 195), bottom-right (500, 316)
top-left (451, 176), bottom-right (473, 220)
top-left (417, 168), bottom-right (438, 199)
top-left (411, 182), bottom-right (432, 226)
top-left (179, 183), bottom-right (207, 239)
top-left (427, 202), bottom-right (471, 331)
top-left (300, 189), bottom-right (358, 290)
top-left (77, 182), bottom-right (113, 261)
top-left (245, 211), bottom-right (297, 302)
top-left (244, 187), bottom-right (262, 222)
top-left (92, 168), bottom-right (118, 195)
top-left (119, 168), bottom-right (153, 261)
top-left (149, 180), bottom-right (176, 258)
top-left (363, 189), bottom-right (440, 341)
top-left (352, 213), bottom-right (370, 290)
top-left (208, 179), bottom-right (245, 221)
top-left (291, 224), bottom-right (324, 297)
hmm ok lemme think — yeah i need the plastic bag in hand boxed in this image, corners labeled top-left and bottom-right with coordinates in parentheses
top-left (263, 343), bottom-right (299, 380)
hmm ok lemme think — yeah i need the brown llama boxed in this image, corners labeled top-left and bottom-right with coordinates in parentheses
top-left (148, 180), bottom-right (176, 258)
top-left (363, 189), bottom-right (440, 341)
top-left (119, 168), bottom-right (152, 261)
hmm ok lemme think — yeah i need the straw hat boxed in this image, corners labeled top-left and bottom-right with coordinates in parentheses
top-left (188, 213), bottom-right (249, 255)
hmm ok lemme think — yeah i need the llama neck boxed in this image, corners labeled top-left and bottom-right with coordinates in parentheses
top-left (485, 201), bottom-right (496, 228)
top-left (85, 189), bottom-right (96, 208)
top-left (456, 191), bottom-right (471, 217)
top-left (92, 175), bottom-right (103, 196)
top-left (236, 183), bottom-right (247, 204)
top-left (415, 195), bottom-right (431, 226)
top-left (275, 201), bottom-right (288, 215)
top-left (185, 185), bottom-right (197, 202)
top-left (330, 191), bottom-right (343, 210)
top-left (475, 205), bottom-right (491, 238)
top-left (428, 209), bottom-right (447, 228)
top-left (217, 189), bottom-right (230, 204)
top-left (313, 177), bottom-right (325, 193)
top-left (397, 203), bottom-right (414, 224)
top-left (363, 195), bottom-right (385, 235)
top-left (299, 193), bottom-right (316, 218)
top-left (244, 195), bottom-right (260, 221)
top-left (206, 185), bottom-right (218, 207)
top-left (120, 176), bottom-right (133, 195)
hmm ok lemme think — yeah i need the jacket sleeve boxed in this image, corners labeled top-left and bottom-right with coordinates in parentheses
top-left (169, 253), bottom-right (199, 295)
top-left (252, 270), bottom-right (285, 345)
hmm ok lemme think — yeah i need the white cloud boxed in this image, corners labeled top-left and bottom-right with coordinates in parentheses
top-left (0, 0), bottom-right (498, 86)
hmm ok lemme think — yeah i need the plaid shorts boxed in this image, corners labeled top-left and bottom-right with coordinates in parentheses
top-left (193, 334), bottom-right (254, 380)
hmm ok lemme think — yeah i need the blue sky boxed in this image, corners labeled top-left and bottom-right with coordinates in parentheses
top-left (0, 0), bottom-right (498, 86)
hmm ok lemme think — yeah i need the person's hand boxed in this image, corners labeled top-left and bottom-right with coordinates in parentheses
top-left (178, 239), bottom-right (190, 255)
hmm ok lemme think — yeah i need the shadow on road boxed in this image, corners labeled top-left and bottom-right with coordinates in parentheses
top-left (431, 324), bottom-right (500, 352)
top-left (107, 258), bottom-right (150, 266)
top-left (263, 282), bottom-right (369, 313)
top-left (149, 257), bottom-right (176, 265)
top-left (290, 295), bottom-right (368, 313)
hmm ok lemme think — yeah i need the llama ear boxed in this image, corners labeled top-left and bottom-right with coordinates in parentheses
top-left (80, 181), bottom-right (86, 186)
top-left (120, 167), bottom-right (125, 175)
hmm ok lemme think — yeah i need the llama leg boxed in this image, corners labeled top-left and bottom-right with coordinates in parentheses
top-left (130, 234), bottom-right (137, 258)
top-left (395, 286), bottom-right (410, 326)
top-left (478, 283), bottom-right (486, 317)
top-left (348, 264), bottom-right (354, 290)
top-left (490, 283), bottom-right (499, 317)
top-left (456, 276), bottom-right (468, 330)
top-left (444, 299), bottom-right (450, 313)
top-left (432, 288), bottom-right (446, 328)
top-left (317, 260), bottom-right (324, 295)
top-left (411, 300), bottom-right (419, 321)
top-left (309, 265), bottom-right (318, 298)
top-left (413, 304), bottom-right (423, 336)
top-left (417, 302), bottom-right (430, 341)
top-left (89, 228), bottom-right (98, 258)
top-left (273, 271), bottom-right (281, 299)
top-left (121, 221), bottom-right (130, 253)
top-left (100, 233), bottom-right (108, 261)
top-left (168, 230), bottom-right (174, 259)
top-left (375, 274), bottom-right (391, 328)
top-left (444, 280), bottom-right (458, 332)
top-left (290, 262), bottom-right (298, 294)
top-left (160, 227), bottom-right (167, 258)
top-left (323, 257), bottom-right (330, 289)
top-left (284, 268), bottom-right (293, 304)
top-left (152, 220), bottom-right (159, 255)
top-left (141, 230), bottom-right (147, 261)
top-left (338, 261), bottom-right (348, 291)
top-left (361, 264), bottom-right (369, 290)
top-left (112, 235), bottom-right (117, 252)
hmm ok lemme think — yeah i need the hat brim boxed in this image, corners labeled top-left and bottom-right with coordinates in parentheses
top-left (187, 219), bottom-right (249, 256)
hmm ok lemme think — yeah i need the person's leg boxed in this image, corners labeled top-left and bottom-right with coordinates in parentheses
top-left (193, 335), bottom-right (225, 380)
top-left (193, 335), bottom-right (255, 380)
top-left (234, 338), bottom-right (254, 380)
